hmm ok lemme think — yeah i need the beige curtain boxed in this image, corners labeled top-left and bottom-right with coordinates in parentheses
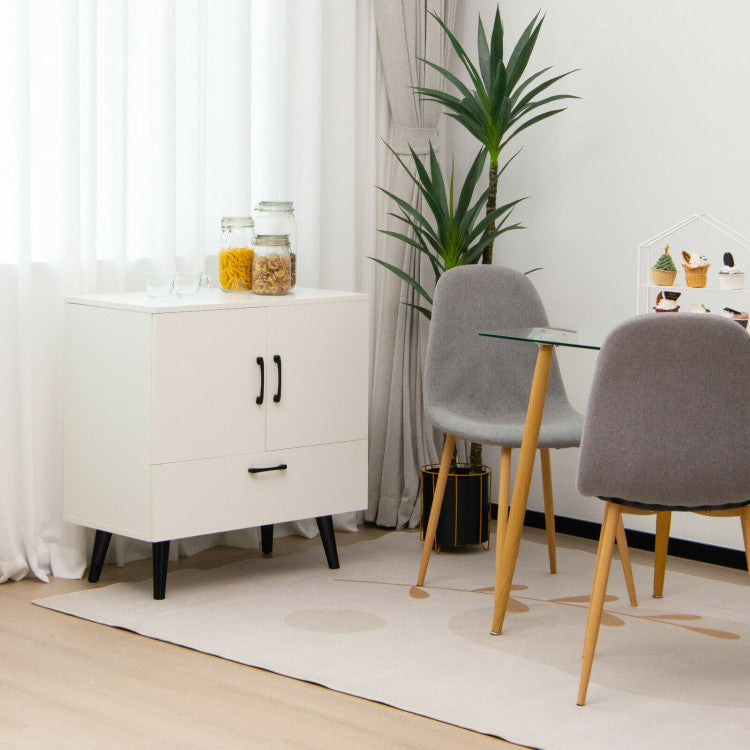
top-left (368, 0), bottom-right (457, 528)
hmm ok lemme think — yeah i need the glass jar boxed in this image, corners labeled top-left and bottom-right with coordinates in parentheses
top-left (219, 216), bottom-right (255, 291)
top-left (252, 235), bottom-right (292, 295)
top-left (253, 201), bottom-right (297, 288)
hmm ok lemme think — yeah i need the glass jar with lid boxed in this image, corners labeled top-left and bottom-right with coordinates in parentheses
top-left (219, 216), bottom-right (255, 292)
top-left (253, 201), bottom-right (297, 288)
top-left (252, 235), bottom-right (292, 295)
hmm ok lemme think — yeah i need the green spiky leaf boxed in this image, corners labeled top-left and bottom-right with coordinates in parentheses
top-left (415, 8), bottom-right (577, 161)
top-left (373, 142), bottom-right (524, 314)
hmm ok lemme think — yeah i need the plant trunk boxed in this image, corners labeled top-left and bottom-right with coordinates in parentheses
top-left (469, 441), bottom-right (483, 472)
top-left (482, 158), bottom-right (499, 265)
top-left (470, 158), bottom-right (500, 470)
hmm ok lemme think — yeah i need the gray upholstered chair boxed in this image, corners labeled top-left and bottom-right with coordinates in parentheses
top-left (576, 313), bottom-right (750, 706)
top-left (417, 266), bottom-right (636, 597)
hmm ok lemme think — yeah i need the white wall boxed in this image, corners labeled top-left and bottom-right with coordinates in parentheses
top-left (446, 0), bottom-right (750, 550)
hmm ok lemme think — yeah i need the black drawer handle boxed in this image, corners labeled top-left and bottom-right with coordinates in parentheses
top-left (256, 356), bottom-right (264, 404)
top-left (273, 354), bottom-right (282, 403)
top-left (248, 463), bottom-right (288, 474)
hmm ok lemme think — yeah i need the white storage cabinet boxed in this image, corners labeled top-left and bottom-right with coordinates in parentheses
top-left (64, 288), bottom-right (369, 598)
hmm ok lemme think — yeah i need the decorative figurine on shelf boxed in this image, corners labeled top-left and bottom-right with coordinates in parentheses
top-left (718, 252), bottom-right (745, 290)
top-left (682, 250), bottom-right (710, 288)
top-left (653, 290), bottom-right (681, 313)
top-left (651, 245), bottom-right (677, 286)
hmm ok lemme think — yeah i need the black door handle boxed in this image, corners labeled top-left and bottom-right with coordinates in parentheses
top-left (273, 354), bottom-right (282, 403)
top-left (256, 356), bottom-right (264, 404)
top-left (248, 463), bottom-right (288, 474)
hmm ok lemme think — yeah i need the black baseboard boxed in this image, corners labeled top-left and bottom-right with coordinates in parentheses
top-left (491, 505), bottom-right (748, 571)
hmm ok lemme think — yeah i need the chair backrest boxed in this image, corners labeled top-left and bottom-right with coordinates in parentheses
top-left (577, 313), bottom-right (750, 510)
top-left (423, 265), bottom-right (571, 424)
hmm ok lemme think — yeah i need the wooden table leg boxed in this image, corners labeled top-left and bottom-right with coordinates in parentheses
top-left (540, 448), bottom-right (557, 574)
top-left (491, 344), bottom-right (554, 635)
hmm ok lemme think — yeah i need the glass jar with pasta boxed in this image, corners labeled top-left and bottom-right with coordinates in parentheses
top-left (219, 217), bottom-right (255, 292)
top-left (252, 235), bottom-right (292, 295)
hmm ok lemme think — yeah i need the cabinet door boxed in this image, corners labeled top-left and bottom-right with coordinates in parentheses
top-left (265, 300), bottom-right (368, 450)
top-left (151, 308), bottom-right (267, 463)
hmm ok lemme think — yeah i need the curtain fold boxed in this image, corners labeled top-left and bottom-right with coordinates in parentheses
top-left (367, 0), bottom-right (457, 529)
top-left (0, 0), bottom-right (361, 582)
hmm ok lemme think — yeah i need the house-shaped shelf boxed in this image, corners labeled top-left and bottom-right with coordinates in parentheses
top-left (637, 213), bottom-right (750, 315)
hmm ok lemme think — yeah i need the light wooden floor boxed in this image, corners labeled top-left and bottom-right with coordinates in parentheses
top-left (2, 525), bottom-right (747, 749)
top-left (2, 526), bottom-right (523, 749)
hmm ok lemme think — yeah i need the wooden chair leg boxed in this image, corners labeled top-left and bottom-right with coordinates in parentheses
top-left (741, 506), bottom-right (750, 583)
top-left (578, 501), bottom-right (620, 706)
top-left (653, 511), bottom-right (671, 598)
top-left (615, 516), bottom-right (637, 607)
top-left (540, 448), bottom-right (557, 574)
top-left (494, 447), bottom-right (512, 578)
top-left (417, 434), bottom-right (456, 586)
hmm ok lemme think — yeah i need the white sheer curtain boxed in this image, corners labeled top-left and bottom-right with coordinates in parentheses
top-left (0, 0), bottom-right (361, 583)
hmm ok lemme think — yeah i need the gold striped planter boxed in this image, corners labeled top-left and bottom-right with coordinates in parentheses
top-left (419, 463), bottom-right (491, 551)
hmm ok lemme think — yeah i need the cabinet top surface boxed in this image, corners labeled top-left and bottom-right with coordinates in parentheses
top-left (65, 287), bottom-right (369, 312)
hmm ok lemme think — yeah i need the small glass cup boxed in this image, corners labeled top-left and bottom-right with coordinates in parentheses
top-left (144, 272), bottom-right (174, 297)
top-left (174, 271), bottom-right (210, 296)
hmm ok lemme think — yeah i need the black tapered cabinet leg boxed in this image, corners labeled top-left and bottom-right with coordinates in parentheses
top-left (152, 541), bottom-right (170, 600)
top-left (315, 515), bottom-right (340, 569)
top-left (260, 524), bottom-right (274, 555)
top-left (88, 530), bottom-right (112, 583)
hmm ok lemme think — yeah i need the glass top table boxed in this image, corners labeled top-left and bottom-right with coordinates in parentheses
top-left (478, 324), bottom-right (607, 636)
top-left (479, 326), bottom-right (606, 350)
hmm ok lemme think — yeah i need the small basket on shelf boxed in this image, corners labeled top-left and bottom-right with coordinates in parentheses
top-left (682, 251), bottom-right (710, 288)
top-left (651, 267), bottom-right (677, 286)
top-left (650, 245), bottom-right (677, 286)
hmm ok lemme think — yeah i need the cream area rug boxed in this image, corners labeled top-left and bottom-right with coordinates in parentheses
top-left (34, 531), bottom-right (750, 750)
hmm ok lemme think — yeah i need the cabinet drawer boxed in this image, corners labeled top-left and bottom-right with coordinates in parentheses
top-left (150, 440), bottom-right (367, 540)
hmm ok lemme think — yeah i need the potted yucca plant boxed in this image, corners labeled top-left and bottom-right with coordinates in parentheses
top-left (413, 5), bottom-right (577, 472)
top-left (373, 142), bottom-right (523, 547)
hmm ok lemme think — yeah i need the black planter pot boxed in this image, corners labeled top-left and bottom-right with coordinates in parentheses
top-left (420, 463), bottom-right (492, 550)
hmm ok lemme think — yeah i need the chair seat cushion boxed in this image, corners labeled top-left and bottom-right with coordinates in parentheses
top-left (427, 403), bottom-right (583, 449)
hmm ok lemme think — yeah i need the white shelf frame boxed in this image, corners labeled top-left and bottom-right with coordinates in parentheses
top-left (637, 213), bottom-right (750, 315)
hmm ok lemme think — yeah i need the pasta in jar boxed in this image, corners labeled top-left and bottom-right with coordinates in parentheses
top-left (219, 217), bottom-right (255, 292)
top-left (252, 235), bottom-right (292, 295)
top-left (219, 247), bottom-right (254, 291)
